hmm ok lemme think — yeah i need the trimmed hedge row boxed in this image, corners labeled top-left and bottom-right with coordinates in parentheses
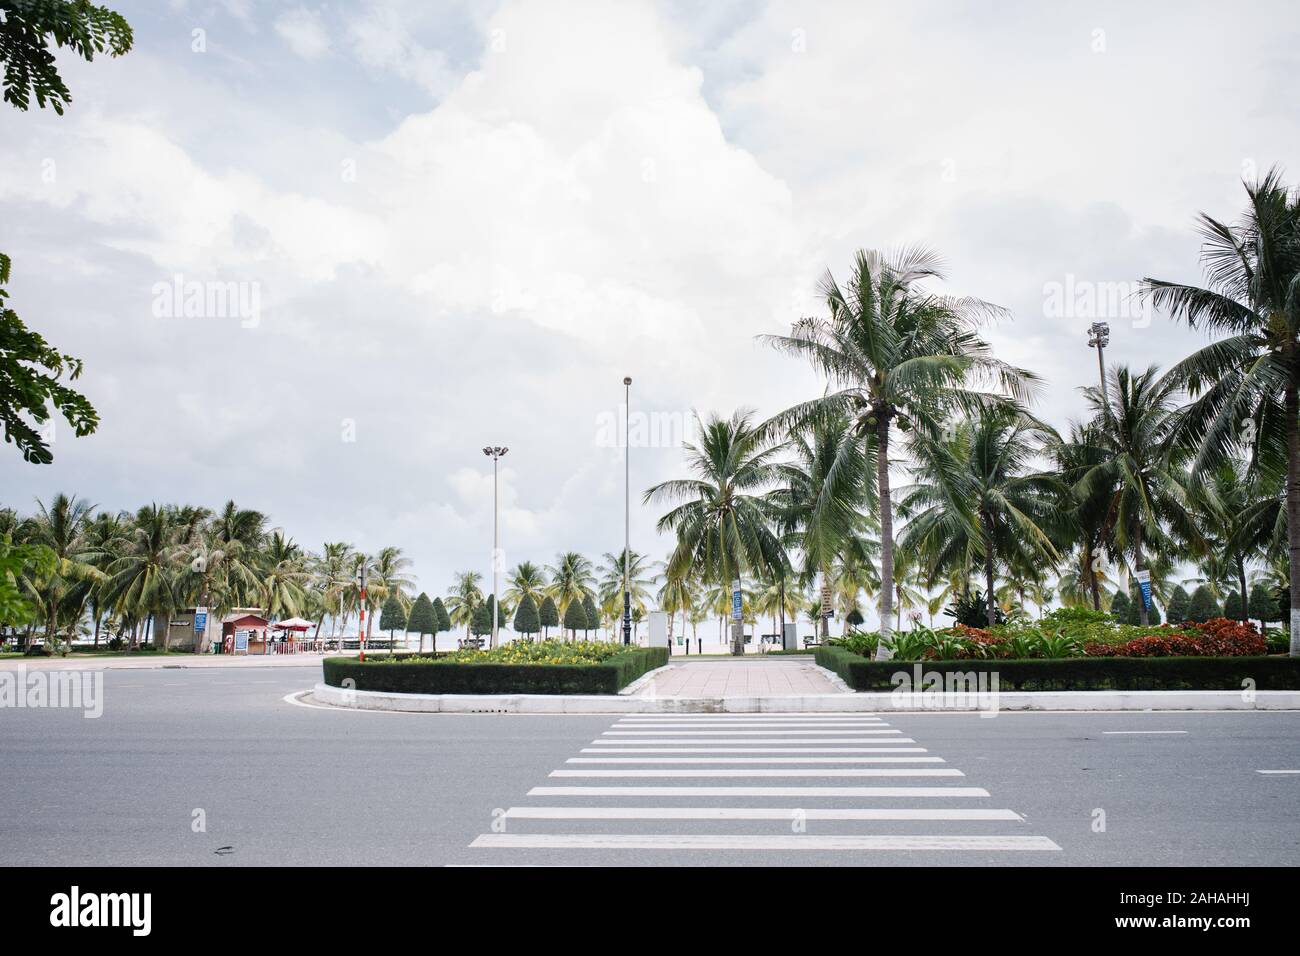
top-left (814, 645), bottom-right (1300, 691)
top-left (323, 646), bottom-right (669, 695)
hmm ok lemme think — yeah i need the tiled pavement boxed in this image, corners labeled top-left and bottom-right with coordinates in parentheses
top-left (630, 657), bottom-right (845, 698)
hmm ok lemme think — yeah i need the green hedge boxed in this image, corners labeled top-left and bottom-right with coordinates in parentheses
top-left (323, 646), bottom-right (669, 695)
top-left (815, 645), bottom-right (1300, 691)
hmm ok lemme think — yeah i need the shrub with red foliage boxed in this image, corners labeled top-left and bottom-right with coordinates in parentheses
top-left (1085, 617), bottom-right (1265, 658)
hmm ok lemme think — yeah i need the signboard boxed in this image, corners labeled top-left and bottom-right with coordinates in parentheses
top-left (234, 631), bottom-right (249, 653)
top-left (731, 588), bottom-right (743, 621)
top-left (1135, 569), bottom-right (1152, 610)
top-left (821, 585), bottom-right (833, 615)
top-left (193, 608), bottom-right (208, 633)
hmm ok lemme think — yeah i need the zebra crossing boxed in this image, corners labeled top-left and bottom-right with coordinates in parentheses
top-left (470, 713), bottom-right (1061, 855)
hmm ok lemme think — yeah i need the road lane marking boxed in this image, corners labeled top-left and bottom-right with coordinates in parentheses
top-left (549, 768), bottom-right (965, 778)
top-left (600, 733), bottom-right (899, 738)
top-left (528, 786), bottom-right (991, 797)
top-left (472, 833), bottom-right (1059, 851)
top-left (1256, 770), bottom-right (1300, 774)
top-left (612, 722), bottom-right (888, 729)
top-left (503, 807), bottom-right (1023, 821)
top-left (567, 756), bottom-right (944, 764)
top-left (589, 738), bottom-right (917, 745)
top-left (1102, 731), bottom-right (1189, 735)
top-left (581, 747), bottom-right (928, 753)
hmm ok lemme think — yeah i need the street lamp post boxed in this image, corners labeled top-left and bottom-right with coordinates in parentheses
top-left (482, 446), bottom-right (508, 649)
top-left (1087, 321), bottom-right (1111, 411)
top-left (623, 376), bottom-right (632, 646)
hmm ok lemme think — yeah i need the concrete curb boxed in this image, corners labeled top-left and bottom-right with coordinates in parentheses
top-left (308, 683), bottom-right (1300, 714)
top-left (616, 664), bottom-right (675, 696)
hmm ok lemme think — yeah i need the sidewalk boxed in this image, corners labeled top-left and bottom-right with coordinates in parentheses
top-left (630, 658), bottom-right (846, 697)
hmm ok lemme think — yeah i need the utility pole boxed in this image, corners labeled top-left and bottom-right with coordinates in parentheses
top-left (483, 446), bottom-right (509, 649)
top-left (357, 562), bottom-right (367, 662)
top-left (623, 376), bottom-right (633, 646)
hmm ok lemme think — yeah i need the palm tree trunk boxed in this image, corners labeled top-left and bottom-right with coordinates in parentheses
top-left (984, 545), bottom-right (997, 628)
top-left (1287, 381), bottom-right (1300, 656)
top-left (1236, 555), bottom-right (1249, 626)
top-left (875, 413), bottom-right (894, 657)
top-left (1134, 524), bottom-right (1149, 627)
top-left (1088, 547), bottom-right (1101, 611)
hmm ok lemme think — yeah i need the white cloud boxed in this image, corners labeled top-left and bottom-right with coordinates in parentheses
top-left (274, 7), bottom-right (332, 60)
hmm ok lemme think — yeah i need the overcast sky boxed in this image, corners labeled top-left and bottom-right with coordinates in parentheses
top-left (2, 0), bottom-right (1297, 620)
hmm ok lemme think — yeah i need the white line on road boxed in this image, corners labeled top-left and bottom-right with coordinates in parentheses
top-left (601, 729), bottom-right (903, 736)
top-left (472, 833), bottom-right (1058, 851)
top-left (581, 747), bottom-right (928, 754)
top-left (589, 738), bottom-right (918, 745)
top-left (612, 722), bottom-right (887, 729)
top-left (1102, 731), bottom-right (1189, 735)
top-left (614, 713), bottom-right (880, 719)
top-left (502, 807), bottom-right (1023, 821)
top-left (549, 768), bottom-right (965, 778)
top-left (528, 785), bottom-right (991, 797)
top-left (1256, 770), bottom-right (1300, 774)
top-left (567, 756), bottom-right (943, 764)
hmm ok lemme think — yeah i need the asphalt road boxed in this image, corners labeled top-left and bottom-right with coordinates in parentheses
top-left (1, 665), bottom-right (1297, 866)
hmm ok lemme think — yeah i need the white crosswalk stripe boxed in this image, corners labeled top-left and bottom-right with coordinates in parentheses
top-left (470, 716), bottom-right (1061, 856)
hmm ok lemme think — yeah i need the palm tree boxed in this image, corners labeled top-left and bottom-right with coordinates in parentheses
top-left (901, 407), bottom-right (1062, 626)
top-left (207, 500), bottom-right (266, 608)
top-left (446, 570), bottom-right (484, 639)
top-left (760, 247), bottom-right (1037, 647)
top-left (259, 530), bottom-right (308, 620)
top-left (645, 410), bottom-right (788, 655)
top-left (312, 541), bottom-right (355, 641)
top-left (27, 493), bottom-right (101, 653)
top-left (103, 503), bottom-right (179, 651)
top-left (657, 563), bottom-right (697, 649)
top-left (1050, 421), bottom-right (1117, 610)
top-left (368, 545), bottom-right (413, 641)
top-left (1140, 168), bottom-right (1300, 650)
top-left (504, 561), bottom-right (546, 605)
top-left (768, 410), bottom-right (873, 639)
top-left (1074, 366), bottom-right (1197, 626)
top-left (598, 549), bottom-right (655, 639)
top-left (1183, 460), bottom-right (1280, 624)
top-left (545, 552), bottom-right (595, 638)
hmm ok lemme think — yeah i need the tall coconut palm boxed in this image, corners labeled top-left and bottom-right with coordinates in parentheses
top-left (657, 563), bottom-right (698, 649)
top-left (27, 493), bottom-right (101, 653)
top-left (645, 409), bottom-right (788, 655)
top-left (1050, 421), bottom-right (1117, 610)
top-left (208, 500), bottom-right (266, 607)
top-left (760, 247), bottom-right (1038, 649)
top-left (313, 541), bottom-right (355, 640)
top-left (598, 549), bottom-right (655, 637)
top-left (1074, 366), bottom-right (1198, 626)
top-left (368, 545), bottom-right (413, 640)
top-left (1140, 169), bottom-right (1300, 651)
top-left (446, 570), bottom-right (484, 639)
top-left (504, 561), bottom-right (546, 606)
top-left (768, 410), bottom-right (873, 639)
top-left (901, 407), bottom-right (1063, 626)
top-left (545, 552), bottom-right (595, 637)
top-left (1183, 460), bottom-right (1280, 624)
top-left (259, 530), bottom-right (308, 620)
top-left (103, 503), bottom-right (179, 651)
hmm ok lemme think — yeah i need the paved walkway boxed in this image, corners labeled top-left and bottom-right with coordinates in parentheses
top-left (632, 657), bottom-right (846, 698)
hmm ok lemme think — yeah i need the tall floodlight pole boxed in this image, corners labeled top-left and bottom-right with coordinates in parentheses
top-left (1087, 321), bottom-right (1111, 412)
top-left (483, 446), bottom-right (509, 649)
top-left (623, 376), bottom-right (633, 646)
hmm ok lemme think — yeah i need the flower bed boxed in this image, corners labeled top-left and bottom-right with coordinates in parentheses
top-left (322, 641), bottom-right (668, 695)
top-left (814, 646), bottom-right (1300, 692)
top-left (827, 615), bottom-right (1271, 661)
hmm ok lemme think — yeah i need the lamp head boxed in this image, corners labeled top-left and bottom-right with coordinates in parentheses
top-left (623, 376), bottom-right (632, 386)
